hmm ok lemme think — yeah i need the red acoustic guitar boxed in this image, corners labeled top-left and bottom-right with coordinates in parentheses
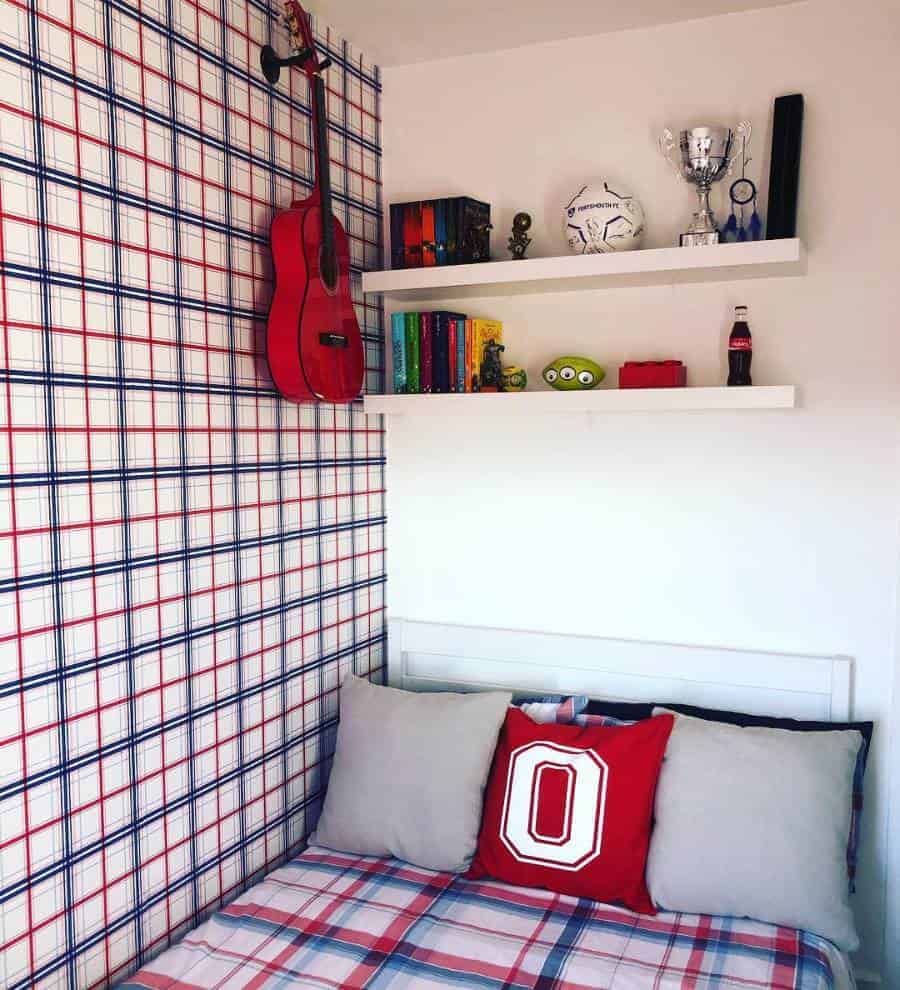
top-left (263, 1), bottom-right (364, 403)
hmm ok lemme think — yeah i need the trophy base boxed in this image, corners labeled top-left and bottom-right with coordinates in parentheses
top-left (680, 231), bottom-right (720, 248)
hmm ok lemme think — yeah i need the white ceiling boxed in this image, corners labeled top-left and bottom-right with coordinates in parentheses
top-left (314, 0), bottom-right (800, 66)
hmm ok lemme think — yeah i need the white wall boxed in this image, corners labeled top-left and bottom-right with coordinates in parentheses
top-left (381, 0), bottom-right (900, 980)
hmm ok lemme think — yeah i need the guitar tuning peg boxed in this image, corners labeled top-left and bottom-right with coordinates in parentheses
top-left (318, 57), bottom-right (333, 71)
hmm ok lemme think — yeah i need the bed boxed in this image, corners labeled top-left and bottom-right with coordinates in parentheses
top-left (122, 845), bottom-right (853, 990)
top-left (121, 620), bottom-right (861, 989)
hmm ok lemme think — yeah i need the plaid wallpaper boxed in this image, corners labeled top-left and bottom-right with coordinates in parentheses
top-left (0, 0), bottom-right (386, 986)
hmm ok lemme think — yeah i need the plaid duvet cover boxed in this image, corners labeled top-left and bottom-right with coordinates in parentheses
top-left (121, 846), bottom-right (843, 990)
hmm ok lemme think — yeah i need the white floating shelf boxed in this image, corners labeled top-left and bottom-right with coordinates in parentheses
top-left (362, 239), bottom-right (804, 300)
top-left (364, 386), bottom-right (798, 416)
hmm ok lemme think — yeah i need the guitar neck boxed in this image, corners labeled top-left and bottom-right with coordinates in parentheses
top-left (313, 74), bottom-right (337, 279)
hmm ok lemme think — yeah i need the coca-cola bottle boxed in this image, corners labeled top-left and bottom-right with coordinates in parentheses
top-left (727, 305), bottom-right (752, 386)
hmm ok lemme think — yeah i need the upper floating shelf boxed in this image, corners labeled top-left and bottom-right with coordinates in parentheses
top-left (362, 239), bottom-right (805, 300)
top-left (363, 386), bottom-right (798, 416)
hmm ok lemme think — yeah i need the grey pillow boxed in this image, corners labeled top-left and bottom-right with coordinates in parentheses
top-left (311, 676), bottom-right (511, 872)
top-left (646, 709), bottom-right (862, 950)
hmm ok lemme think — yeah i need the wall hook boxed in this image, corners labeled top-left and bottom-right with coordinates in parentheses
top-left (260, 44), bottom-right (313, 84)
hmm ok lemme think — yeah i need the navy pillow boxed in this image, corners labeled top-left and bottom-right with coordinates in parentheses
top-left (583, 697), bottom-right (871, 749)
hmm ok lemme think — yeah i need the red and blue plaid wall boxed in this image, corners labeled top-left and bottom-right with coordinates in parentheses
top-left (0, 0), bottom-right (386, 985)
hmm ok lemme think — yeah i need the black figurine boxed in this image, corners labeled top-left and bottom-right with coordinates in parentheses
top-left (507, 212), bottom-right (532, 260)
top-left (479, 339), bottom-right (506, 392)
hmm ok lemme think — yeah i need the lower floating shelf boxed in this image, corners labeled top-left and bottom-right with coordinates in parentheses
top-left (363, 386), bottom-right (797, 416)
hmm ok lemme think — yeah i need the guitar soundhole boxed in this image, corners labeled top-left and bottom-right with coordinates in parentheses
top-left (319, 243), bottom-right (339, 295)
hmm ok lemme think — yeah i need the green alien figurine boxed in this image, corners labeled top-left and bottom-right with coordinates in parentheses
top-left (542, 356), bottom-right (605, 390)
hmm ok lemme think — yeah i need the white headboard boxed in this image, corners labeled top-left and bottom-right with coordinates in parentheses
top-left (388, 619), bottom-right (853, 721)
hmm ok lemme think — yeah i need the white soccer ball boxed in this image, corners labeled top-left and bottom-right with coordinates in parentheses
top-left (563, 181), bottom-right (645, 254)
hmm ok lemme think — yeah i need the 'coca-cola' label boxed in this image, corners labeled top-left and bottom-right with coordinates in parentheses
top-left (729, 338), bottom-right (752, 351)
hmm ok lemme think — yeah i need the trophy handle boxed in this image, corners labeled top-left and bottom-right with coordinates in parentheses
top-left (658, 127), bottom-right (683, 181)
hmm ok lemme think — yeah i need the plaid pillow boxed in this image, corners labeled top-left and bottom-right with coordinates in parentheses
top-left (575, 712), bottom-right (634, 728)
top-left (515, 695), bottom-right (589, 724)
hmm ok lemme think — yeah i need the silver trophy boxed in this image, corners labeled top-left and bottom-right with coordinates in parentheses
top-left (659, 122), bottom-right (750, 247)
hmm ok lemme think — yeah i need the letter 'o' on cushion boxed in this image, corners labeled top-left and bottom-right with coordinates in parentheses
top-left (311, 676), bottom-right (511, 873)
top-left (646, 710), bottom-right (863, 951)
top-left (468, 708), bottom-right (674, 913)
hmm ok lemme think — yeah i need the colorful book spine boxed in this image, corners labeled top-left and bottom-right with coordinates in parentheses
top-left (391, 312), bottom-right (407, 393)
top-left (434, 199), bottom-right (448, 265)
top-left (432, 313), bottom-right (448, 393)
top-left (395, 310), bottom-right (503, 395)
top-left (404, 312), bottom-right (420, 393)
top-left (448, 319), bottom-right (457, 392)
top-left (457, 197), bottom-right (492, 263)
top-left (419, 311), bottom-right (434, 392)
top-left (455, 319), bottom-right (466, 392)
top-left (389, 195), bottom-right (490, 268)
top-left (389, 204), bottom-right (405, 269)
top-left (471, 318), bottom-right (503, 385)
top-left (446, 197), bottom-right (459, 265)
top-left (432, 311), bottom-right (466, 393)
top-left (403, 203), bottom-right (422, 268)
top-left (421, 201), bottom-right (436, 267)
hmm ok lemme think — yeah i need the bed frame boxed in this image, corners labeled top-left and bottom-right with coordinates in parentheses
top-left (387, 618), bottom-right (853, 721)
top-left (389, 618), bottom-right (882, 986)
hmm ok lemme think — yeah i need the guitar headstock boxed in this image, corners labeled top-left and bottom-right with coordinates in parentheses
top-left (282, 1), bottom-right (329, 76)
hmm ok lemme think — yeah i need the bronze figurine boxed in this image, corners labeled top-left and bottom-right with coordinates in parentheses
top-left (507, 212), bottom-right (532, 260)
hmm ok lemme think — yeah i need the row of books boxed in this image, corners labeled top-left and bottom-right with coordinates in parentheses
top-left (389, 197), bottom-right (491, 270)
top-left (391, 312), bottom-right (504, 394)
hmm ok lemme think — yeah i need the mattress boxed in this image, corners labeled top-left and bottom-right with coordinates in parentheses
top-left (121, 846), bottom-right (854, 989)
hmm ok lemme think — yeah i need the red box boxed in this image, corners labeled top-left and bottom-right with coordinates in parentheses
top-left (618, 360), bottom-right (687, 389)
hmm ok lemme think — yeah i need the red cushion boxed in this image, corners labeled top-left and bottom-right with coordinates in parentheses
top-left (468, 708), bottom-right (673, 913)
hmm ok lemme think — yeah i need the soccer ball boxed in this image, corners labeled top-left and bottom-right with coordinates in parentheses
top-left (564, 181), bottom-right (645, 254)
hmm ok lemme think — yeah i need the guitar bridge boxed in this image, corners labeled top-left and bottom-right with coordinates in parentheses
top-left (319, 332), bottom-right (348, 348)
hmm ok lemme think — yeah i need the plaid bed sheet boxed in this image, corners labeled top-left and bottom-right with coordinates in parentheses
top-left (121, 846), bottom-right (842, 990)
